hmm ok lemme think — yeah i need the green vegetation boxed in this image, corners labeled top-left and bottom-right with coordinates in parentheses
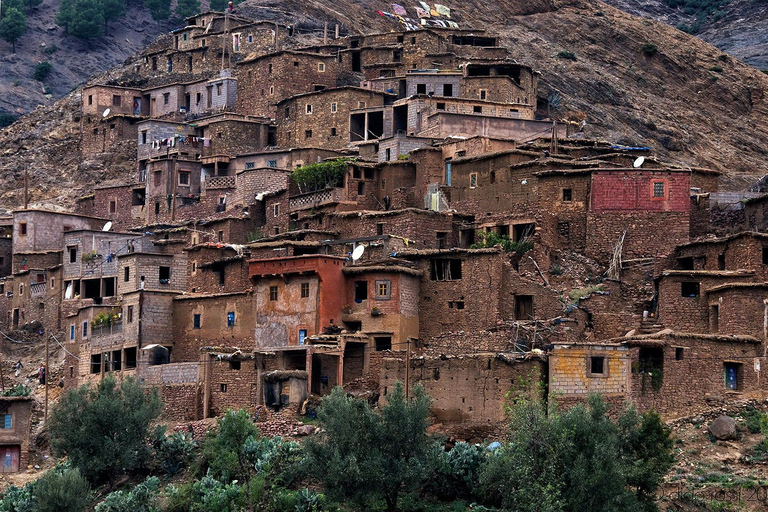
top-left (173, 0), bottom-right (200, 21)
top-left (470, 231), bottom-right (534, 255)
top-left (1, 464), bottom-right (91, 512)
top-left (48, 375), bottom-right (162, 484)
top-left (709, 65), bottom-right (724, 72)
top-left (0, 7), bottom-right (27, 53)
top-left (669, 0), bottom-right (729, 34)
top-left (557, 50), bottom-right (577, 61)
top-left (56, 0), bottom-right (105, 43)
top-left (291, 158), bottom-right (356, 193)
top-left (144, 0), bottom-right (171, 21)
top-left (641, 43), bottom-right (658, 56)
top-left (568, 284), bottom-right (605, 303)
top-left (95, 477), bottom-right (161, 512)
top-left (33, 61), bottom-right (52, 82)
top-left (42, 44), bottom-right (57, 55)
top-left (1, 383), bottom-right (31, 397)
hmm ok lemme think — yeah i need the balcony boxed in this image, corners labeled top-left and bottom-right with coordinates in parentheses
top-left (30, 282), bottom-right (47, 297)
top-left (91, 320), bottom-right (123, 339)
top-left (203, 175), bottom-right (236, 190)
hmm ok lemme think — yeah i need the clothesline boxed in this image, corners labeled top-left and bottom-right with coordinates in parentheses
top-left (150, 135), bottom-right (210, 149)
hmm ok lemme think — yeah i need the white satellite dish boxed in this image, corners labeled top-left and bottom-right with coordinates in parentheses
top-left (102, 221), bottom-right (113, 232)
top-left (102, 108), bottom-right (111, 118)
top-left (352, 245), bottom-right (365, 261)
top-left (633, 156), bottom-right (645, 168)
top-left (65, 283), bottom-right (73, 300)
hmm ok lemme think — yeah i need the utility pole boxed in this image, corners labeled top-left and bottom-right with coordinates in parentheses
top-left (44, 333), bottom-right (49, 423)
top-left (405, 337), bottom-right (411, 400)
top-left (23, 168), bottom-right (28, 209)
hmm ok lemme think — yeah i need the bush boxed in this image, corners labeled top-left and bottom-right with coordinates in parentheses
top-left (470, 231), bottom-right (534, 255)
top-left (1, 383), bottom-right (31, 397)
top-left (427, 442), bottom-right (486, 501)
top-left (0, 113), bottom-right (18, 128)
top-left (744, 407), bottom-right (767, 434)
top-left (151, 425), bottom-right (197, 475)
top-left (0, 482), bottom-right (35, 512)
top-left (42, 44), bottom-right (57, 55)
top-left (557, 50), bottom-right (577, 61)
top-left (709, 65), bottom-right (723, 72)
top-left (291, 158), bottom-right (356, 193)
top-left (34, 466), bottom-right (90, 512)
top-left (48, 375), bottom-right (162, 484)
top-left (33, 61), bottom-right (52, 81)
top-left (95, 477), bottom-right (161, 512)
top-left (641, 43), bottom-right (658, 56)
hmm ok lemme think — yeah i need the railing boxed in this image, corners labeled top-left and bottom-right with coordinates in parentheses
top-left (30, 283), bottom-right (47, 297)
top-left (91, 321), bottom-right (123, 338)
top-left (204, 175), bottom-right (236, 190)
top-left (289, 188), bottom-right (344, 211)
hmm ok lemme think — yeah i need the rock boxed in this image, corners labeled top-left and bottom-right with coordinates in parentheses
top-left (295, 425), bottom-right (315, 436)
top-left (709, 415), bottom-right (738, 440)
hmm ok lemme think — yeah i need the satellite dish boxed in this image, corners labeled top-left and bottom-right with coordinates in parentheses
top-left (633, 156), bottom-right (645, 168)
top-left (352, 245), bottom-right (365, 261)
top-left (102, 108), bottom-right (111, 118)
top-left (102, 221), bottom-right (113, 232)
top-left (65, 283), bottom-right (73, 300)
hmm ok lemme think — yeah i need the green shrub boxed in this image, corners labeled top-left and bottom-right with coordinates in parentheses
top-left (33, 61), bottom-right (52, 82)
top-left (427, 442), bottom-right (486, 501)
top-left (470, 231), bottom-right (534, 255)
top-left (34, 466), bottom-right (90, 512)
top-left (95, 477), bottom-right (161, 512)
top-left (743, 407), bottom-right (766, 434)
top-left (291, 158), bottom-right (356, 193)
top-left (0, 482), bottom-right (35, 512)
top-left (641, 42), bottom-right (658, 56)
top-left (709, 65), bottom-right (723, 72)
top-left (151, 425), bottom-right (197, 475)
top-left (42, 44), bottom-right (57, 55)
top-left (0, 113), bottom-right (17, 128)
top-left (1, 383), bottom-right (31, 397)
top-left (557, 50), bottom-right (577, 61)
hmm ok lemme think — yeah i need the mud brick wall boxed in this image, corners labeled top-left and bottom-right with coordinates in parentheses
top-left (187, 250), bottom-right (249, 294)
top-left (462, 76), bottom-right (532, 106)
top-left (91, 185), bottom-right (142, 230)
top-left (325, 210), bottom-right (460, 250)
top-left (585, 211), bottom-right (689, 263)
top-left (708, 287), bottom-right (768, 338)
top-left (172, 292), bottom-right (256, 362)
top-left (118, 253), bottom-right (187, 293)
top-left (380, 353), bottom-right (545, 425)
top-left (81, 117), bottom-right (139, 157)
top-left (234, 168), bottom-right (290, 206)
top-left (263, 193), bottom-right (290, 235)
top-left (405, 74), bottom-right (462, 98)
top-left (199, 118), bottom-right (268, 157)
top-left (658, 274), bottom-right (756, 332)
top-left (549, 344), bottom-right (630, 398)
top-left (235, 52), bottom-right (340, 118)
top-left (538, 173), bottom-right (590, 253)
top-left (689, 198), bottom-right (712, 239)
top-left (208, 360), bottom-right (260, 416)
top-left (160, 384), bottom-right (201, 421)
top-left (82, 86), bottom-right (143, 117)
top-left (627, 337), bottom-right (765, 416)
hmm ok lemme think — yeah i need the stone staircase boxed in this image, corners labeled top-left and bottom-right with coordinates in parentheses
top-left (638, 316), bottom-right (664, 334)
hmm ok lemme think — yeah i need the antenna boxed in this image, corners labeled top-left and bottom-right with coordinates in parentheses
top-left (102, 221), bottom-right (113, 232)
top-left (352, 245), bottom-right (365, 261)
top-left (633, 156), bottom-right (645, 168)
top-left (102, 108), bottom-right (111, 118)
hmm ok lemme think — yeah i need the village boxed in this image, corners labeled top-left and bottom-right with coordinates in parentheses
top-left (1, 6), bottom-right (768, 478)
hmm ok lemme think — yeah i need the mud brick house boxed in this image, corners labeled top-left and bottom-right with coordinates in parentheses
top-left (0, 398), bottom-right (33, 473)
top-left (236, 51), bottom-right (341, 119)
top-left (276, 88), bottom-right (394, 149)
top-left (146, 73), bottom-right (237, 117)
top-left (185, 243), bottom-right (251, 294)
top-left (666, 232), bottom-right (768, 280)
top-left (0, 217), bottom-right (12, 278)
top-left (655, 270), bottom-right (758, 332)
top-left (81, 85), bottom-right (146, 157)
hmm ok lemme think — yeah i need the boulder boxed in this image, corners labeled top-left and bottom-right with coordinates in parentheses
top-left (709, 415), bottom-right (738, 440)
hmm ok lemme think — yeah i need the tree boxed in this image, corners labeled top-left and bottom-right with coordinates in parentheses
top-left (99, 0), bottom-right (126, 35)
top-left (0, 7), bottom-right (27, 53)
top-left (33, 61), bottom-right (52, 81)
top-left (480, 394), bottom-right (674, 512)
top-left (67, 0), bottom-right (105, 44)
top-left (306, 383), bottom-right (434, 512)
top-left (173, 0), bottom-right (199, 21)
top-left (48, 375), bottom-right (162, 485)
top-left (143, 0), bottom-right (171, 21)
top-left (34, 466), bottom-right (90, 512)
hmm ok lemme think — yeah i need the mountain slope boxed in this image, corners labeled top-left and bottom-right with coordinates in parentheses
top-left (0, 0), bottom-right (767, 210)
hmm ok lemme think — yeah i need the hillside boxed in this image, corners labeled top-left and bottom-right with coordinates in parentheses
top-left (1, 0), bottom-right (768, 209)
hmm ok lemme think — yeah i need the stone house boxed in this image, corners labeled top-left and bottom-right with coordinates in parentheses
top-left (0, 398), bottom-right (33, 473)
top-left (236, 51), bottom-right (341, 119)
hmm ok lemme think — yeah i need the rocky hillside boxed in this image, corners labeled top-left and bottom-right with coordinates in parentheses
top-left (1, 0), bottom-right (768, 209)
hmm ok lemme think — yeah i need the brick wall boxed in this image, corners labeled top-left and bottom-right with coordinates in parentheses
top-left (585, 211), bottom-right (689, 263)
top-left (549, 344), bottom-right (630, 397)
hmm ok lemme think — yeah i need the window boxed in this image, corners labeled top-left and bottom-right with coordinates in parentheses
top-left (416, 83), bottom-right (426, 94)
top-left (651, 180), bottom-right (666, 199)
top-left (124, 266), bottom-right (130, 282)
top-left (331, 127), bottom-right (337, 136)
top-left (88, 95), bottom-right (93, 105)
top-left (125, 347), bottom-right (137, 369)
top-left (269, 285), bottom-right (278, 301)
top-left (725, 362), bottom-right (741, 390)
top-left (69, 246), bottom-right (77, 263)
top-left (710, 304), bottom-right (719, 332)
top-left (90, 354), bottom-right (101, 374)
top-left (301, 282), bottom-right (310, 298)
top-left (718, 253), bottom-right (726, 270)
top-left (376, 280), bottom-right (391, 299)
top-left (268, 160), bottom-right (278, 168)
top-left (167, 57), bottom-right (172, 72)
top-left (436, 102), bottom-right (446, 110)
top-left (216, 84), bottom-right (222, 95)
top-left (305, 130), bottom-right (312, 139)
top-left (0, 414), bottom-right (12, 430)
top-left (154, 171), bottom-right (162, 186)
top-left (562, 188), bottom-right (572, 201)
top-left (299, 329), bottom-right (307, 345)
top-left (306, 104), bottom-right (312, 114)
top-left (479, 90), bottom-right (487, 100)
top-left (127, 305), bottom-right (134, 323)
top-left (230, 360), bottom-right (241, 370)
top-left (227, 311), bottom-right (235, 327)
top-left (588, 356), bottom-right (606, 376)
top-left (318, 62), bottom-right (325, 72)
top-left (375, 336), bottom-right (392, 351)
top-left (163, 93), bottom-right (170, 105)
top-left (354, 281), bottom-right (368, 301)
top-left (762, 247), bottom-right (768, 265)
top-left (19, 223), bottom-right (27, 235)
top-left (284, 107), bottom-right (290, 119)
top-left (269, 86), bottom-right (274, 95)
top-left (558, 221), bottom-right (570, 237)
top-left (469, 173), bottom-right (478, 189)
top-left (178, 171), bottom-right (190, 186)
top-left (515, 295), bottom-right (534, 320)
top-left (70, 324), bottom-right (75, 341)
top-left (109, 200), bottom-right (116, 214)
top-left (681, 281), bottom-right (699, 297)
top-left (331, 102), bottom-right (337, 113)
top-left (473, 106), bottom-right (482, 113)
top-left (377, 223), bottom-right (384, 235)
top-left (293, 61), bottom-right (299, 67)
top-left (268, 63), bottom-right (273, 73)
top-left (159, 266), bottom-right (171, 284)
top-left (196, 92), bottom-right (201, 103)
top-left (448, 300), bottom-right (465, 309)
top-left (18, 284), bottom-right (22, 296)
top-left (141, 130), bottom-right (147, 144)
top-left (358, 101), bottom-right (366, 108)
top-left (357, 182), bottom-right (365, 195)
top-left (82, 321), bottom-right (88, 338)
top-left (220, 383), bottom-right (228, 392)
top-left (436, 232), bottom-right (448, 249)
top-left (273, 204), bottom-right (280, 217)
top-left (675, 347), bottom-right (684, 360)
top-left (443, 84), bottom-right (453, 96)
top-left (430, 259), bottom-right (462, 281)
